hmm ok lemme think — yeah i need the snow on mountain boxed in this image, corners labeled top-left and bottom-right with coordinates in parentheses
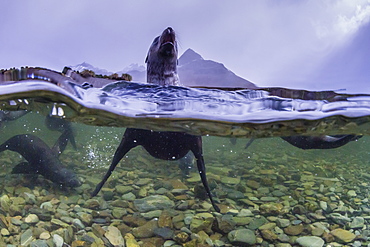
top-left (118, 63), bottom-right (146, 73)
top-left (69, 62), bottom-right (113, 76)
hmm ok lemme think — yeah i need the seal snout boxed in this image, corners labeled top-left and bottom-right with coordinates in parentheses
top-left (160, 27), bottom-right (176, 47)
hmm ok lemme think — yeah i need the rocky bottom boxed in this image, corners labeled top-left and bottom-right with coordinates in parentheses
top-left (0, 137), bottom-right (370, 247)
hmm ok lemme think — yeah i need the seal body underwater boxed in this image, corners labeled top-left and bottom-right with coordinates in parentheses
top-left (244, 135), bottom-right (361, 151)
top-left (92, 27), bottom-right (219, 212)
top-left (0, 134), bottom-right (81, 188)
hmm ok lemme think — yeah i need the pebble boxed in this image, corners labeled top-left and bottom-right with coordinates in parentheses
top-left (190, 213), bottom-right (214, 234)
top-left (104, 225), bottom-right (125, 246)
top-left (24, 214), bottom-right (39, 224)
top-left (296, 236), bottom-right (324, 247)
top-left (1, 228), bottom-right (9, 236)
top-left (134, 195), bottom-right (175, 212)
top-left (284, 224), bottom-right (304, 236)
top-left (20, 228), bottom-right (34, 246)
top-left (53, 234), bottom-right (64, 247)
top-left (132, 219), bottom-right (158, 238)
top-left (39, 231), bottom-right (51, 240)
top-left (1, 133), bottom-right (370, 247)
top-left (122, 192), bottom-right (136, 201)
top-left (228, 229), bottom-right (256, 246)
top-left (350, 216), bottom-right (365, 229)
top-left (276, 218), bottom-right (290, 228)
top-left (331, 228), bottom-right (356, 243)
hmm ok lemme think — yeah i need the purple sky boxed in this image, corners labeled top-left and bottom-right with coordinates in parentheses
top-left (1, 0), bottom-right (369, 93)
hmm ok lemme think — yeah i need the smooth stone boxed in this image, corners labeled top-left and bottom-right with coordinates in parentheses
top-left (104, 225), bottom-right (125, 246)
top-left (53, 234), bottom-right (64, 247)
top-left (246, 180), bottom-right (260, 189)
top-left (331, 228), bottom-right (356, 243)
top-left (122, 192), bottom-right (136, 201)
top-left (260, 197), bottom-right (279, 202)
top-left (83, 199), bottom-right (100, 209)
top-left (190, 213), bottom-right (215, 235)
top-left (259, 222), bottom-right (276, 230)
top-left (227, 190), bottom-right (245, 200)
top-left (20, 228), bottom-right (34, 246)
top-left (30, 240), bottom-right (49, 247)
top-left (39, 231), bottom-right (51, 240)
top-left (214, 215), bottom-right (236, 234)
top-left (141, 210), bottom-right (162, 220)
top-left (153, 227), bottom-right (174, 239)
top-left (169, 179), bottom-right (188, 189)
top-left (276, 218), bottom-right (291, 228)
top-left (248, 216), bottom-right (268, 230)
top-left (136, 178), bottom-right (152, 186)
top-left (347, 190), bottom-right (357, 197)
top-left (132, 220), bottom-right (158, 238)
top-left (296, 236), bottom-right (324, 247)
top-left (11, 217), bottom-right (23, 226)
top-left (163, 240), bottom-right (177, 247)
top-left (51, 219), bottom-right (70, 228)
top-left (0, 195), bottom-right (11, 212)
top-left (284, 224), bottom-right (304, 236)
top-left (134, 195), bottom-right (175, 212)
top-left (233, 217), bottom-right (253, 226)
top-left (272, 190), bottom-right (286, 197)
top-left (156, 188), bottom-right (168, 194)
top-left (77, 212), bottom-right (93, 226)
top-left (116, 185), bottom-right (133, 194)
top-left (350, 217), bottom-right (365, 229)
top-left (221, 176), bottom-right (240, 185)
top-left (228, 229), bottom-right (256, 246)
top-left (319, 201), bottom-right (328, 211)
top-left (261, 229), bottom-right (278, 240)
top-left (112, 207), bottom-right (128, 218)
top-left (72, 219), bottom-right (85, 229)
top-left (1, 228), bottom-right (9, 236)
top-left (260, 202), bottom-right (283, 215)
top-left (312, 227), bottom-right (325, 236)
top-left (237, 209), bottom-right (254, 217)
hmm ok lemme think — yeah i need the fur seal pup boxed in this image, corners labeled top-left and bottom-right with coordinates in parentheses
top-left (0, 134), bottom-right (81, 188)
top-left (281, 135), bottom-right (361, 150)
top-left (244, 135), bottom-right (361, 150)
top-left (92, 27), bottom-right (219, 212)
top-left (146, 27), bottom-right (180, 86)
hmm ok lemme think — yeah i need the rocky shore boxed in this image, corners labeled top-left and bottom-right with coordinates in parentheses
top-left (0, 134), bottom-right (370, 247)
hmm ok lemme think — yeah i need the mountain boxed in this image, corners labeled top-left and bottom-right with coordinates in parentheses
top-left (117, 63), bottom-right (146, 83)
top-left (69, 49), bottom-right (257, 88)
top-left (69, 62), bottom-right (113, 76)
top-left (178, 49), bottom-right (257, 88)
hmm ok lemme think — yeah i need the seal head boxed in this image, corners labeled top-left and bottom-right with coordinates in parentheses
top-left (145, 27), bottom-right (179, 86)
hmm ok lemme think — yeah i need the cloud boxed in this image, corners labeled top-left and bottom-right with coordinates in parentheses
top-left (0, 0), bottom-right (369, 91)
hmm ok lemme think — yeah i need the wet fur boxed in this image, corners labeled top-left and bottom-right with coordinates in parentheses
top-left (146, 27), bottom-right (180, 86)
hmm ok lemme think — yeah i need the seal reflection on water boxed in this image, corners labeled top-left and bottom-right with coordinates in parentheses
top-left (92, 27), bottom-right (220, 212)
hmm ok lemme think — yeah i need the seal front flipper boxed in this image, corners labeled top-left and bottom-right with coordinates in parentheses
top-left (52, 129), bottom-right (75, 155)
top-left (46, 115), bottom-right (77, 151)
top-left (12, 162), bottom-right (36, 175)
top-left (191, 136), bottom-right (220, 213)
top-left (91, 132), bottom-right (138, 197)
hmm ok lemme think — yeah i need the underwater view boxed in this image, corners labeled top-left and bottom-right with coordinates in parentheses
top-left (1, 68), bottom-right (370, 247)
